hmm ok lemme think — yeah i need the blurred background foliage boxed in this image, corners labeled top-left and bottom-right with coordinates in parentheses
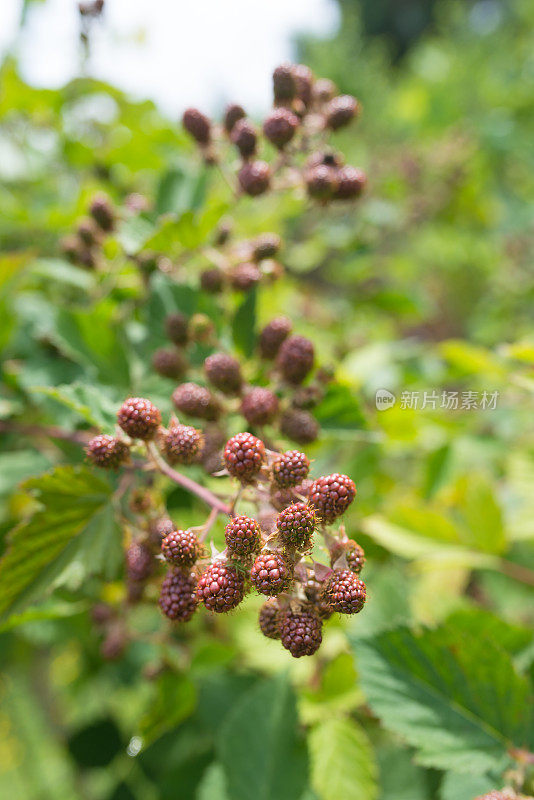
top-left (0, 0), bottom-right (533, 798)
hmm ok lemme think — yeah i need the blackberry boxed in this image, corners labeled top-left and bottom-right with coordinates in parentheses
top-left (277, 335), bottom-right (314, 384)
top-left (240, 387), bottom-right (279, 426)
top-left (263, 108), bottom-right (299, 149)
top-left (231, 118), bottom-right (257, 158)
top-left (225, 515), bottom-right (261, 558)
top-left (250, 551), bottom-right (293, 595)
top-left (253, 233), bottom-right (281, 262)
top-left (223, 103), bottom-right (245, 134)
top-left (125, 542), bottom-right (153, 582)
top-left (100, 629), bottom-right (126, 660)
top-left (189, 313), bottom-right (215, 343)
top-left (309, 473), bottom-right (356, 523)
top-left (61, 235), bottom-right (82, 263)
top-left (260, 258), bottom-right (284, 283)
top-left (161, 529), bottom-right (201, 567)
top-left (305, 165), bottom-right (338, 200)
top-left (152, 347), bottom-right (188, 380)
top-left (330, 539), bottom-right (365, 574)
top-left (89, 193), bottom-right (114, 232)
top-left (91, 603), bottom-right (113, 625)
top-left (148, 517), bottom-right (175, 547)
top-left (159, 568), bottom-right (198, 621)
top-left (258, 599), bottom-right (281, 639)
top-left (276, 502), bottom-right (316, 550)
top-left (272, 63), bottom-right (296, 103)
top-left (322, 569), bottom-right (366, 614)
top-left (117, 397), bottom-right (161, 440)
top-left (200, 267), bottom-right (225, 293)
top-left (224, 431), bottom-right (265, 482)
top-left (238, 161), bottom-right (271, 196)
top-left (196, 561), bottom-right (245, 612)
top-left (172, 383), bottom-right (220, 421)
top-left (292, 64), bottom-right (314, 107)
top-left (272, 450), bottom-right (310, 488)
top-left (165, 312), bottom-right (189, 346)
top-left (230, 262), bottom-right (261, 292)
top-left (325, 95), bottom-right (360, 131)
top-left (307, 149), bottom-right (344, 169)
top-left (86, 435), bottom-right (130, 469)
top-left (270, 479), bottom-right (312, 511)
top-left (280, 608), bottom-right (322, 657)
top-left (204, 353), bottom-right (242, 395)
top-left (313, 78), bottom-right (336, 104)
top-left (280, 409), bottom-right (319, 444)
top-left (259, 316), bottom-right (292, 359)
top-left (333, 166), bottom-right (367, 200)
top-left (136, 251), bottom-right (160, 275)
top-left (160, 423), bottom-right (204, 465)
top-left (182, 107), bottom-right (211, 144)
top-left (77, 218), bottom-right (99, 246)
top-left (291, 385), bottom-right (324, 409)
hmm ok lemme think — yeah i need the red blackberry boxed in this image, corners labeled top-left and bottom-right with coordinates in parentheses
top-left (223, 103), bottom-right (245, 134)
top-left (204, 353), bottom-right (242, 395)
top-left (77, 218), bottom-right (99, 246)
top-left (270, 479), bottom-right (312, 511)
top-left (148, 516), bottom-right (175, 547)
top-left (159, 568), bottom-right (198, 621)
top-left (272, 450), bottom-right (310, 488)
top-left (161, 529), bottom-right (201, 567)
top-left (200, 267), bottom-right (225, 293)
top-left (182, 107), bottom-right (211, 144)
top-left (307, 149), bottom-right (344, 169)
top-left (230, 262), bottom-right (261, 292)
top-left (333, 166), bottom-right (367, 200)
top-left (240, 387), bottom-right (279, 426)
top-left (225, 515), bottom-right (261, 558)
top-left (252, 233), bottom-right (281, 262)
top-left (165, 312), bottom-right (189, 346)
top-left (272, 63), bottom-right (296, 103)
top-left (322, 569), bottom-right (366, 614)
top-left (238, 161), bottom-right (271, 196)
top-left (258, 599), bottom-right (281, 639)
top-left (250, 551), bottom-right (293, 595)
top-left (196, 561), bottom-right (245, 612)
top-left (277, 335), bottom-right (314, 384)
top-left (292, 64), bottom-right (314, 107)
top-left (231, 118), bottom-right (257, 158)
top-left (330, 539), bottom-right (365, 574)
top-left (276, 502), bottom-right (316, 550)
top-left (224, 432), bottom-right (266, 482)
top-left (189, 313), bottom-right (215, 343)
top-left (172, 383), bottom-right (221, 420)
top-left (86, 435), bottom-right (130, 469)
top-left (325, 95), bottom-right (360, 130)
top-left (291, 385), bottom-right (324, 409)
top-left (152, 347), bottom-right (188, 380)
top-left (313, 78), bottom-right (336, 104)
top-left (309, 473), bottom-right (356, 523)
top-left (259, 317), bottom-right (292, 359)
top-left (280, 608), bottom-right (322, 657)
top-left (89, 192), bottom-right (114, 232)
top-left (305, 165), bottom-right (338, 200)
top-left (125, 542), bottom-right (153, 582)
top-left (160, 423), bottom-right (204, 465)
top-left (117, 397), bottom-right (161, 440)
top-left (263, 108), bottom-right (299, 149)
top-left (280, 409), bottom-right (319, 444)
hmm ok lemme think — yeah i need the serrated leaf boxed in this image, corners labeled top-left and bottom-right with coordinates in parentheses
top-left (218, 675), bottom-right (308, 800)
top-left (232, 290), bottom-right (256, 358)
top-left (378, 745), bottom-right (435, 800)
top-left (309, 717), bottom-right (377, 800)
top-left (31, 381), bottom-right (120, 429)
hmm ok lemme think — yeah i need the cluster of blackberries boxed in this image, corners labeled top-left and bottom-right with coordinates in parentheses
top-left (182, 62), bottom-right (367, 203)
top-left (61, 193), bottom-right (115, 269)
top-left (200, 229), bottom-right (284, 295)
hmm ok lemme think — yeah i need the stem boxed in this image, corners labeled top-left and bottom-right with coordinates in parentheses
top-left (0, 420), bottom-right (92, 445)
top-left (499, 559), bottom-right (534, 588)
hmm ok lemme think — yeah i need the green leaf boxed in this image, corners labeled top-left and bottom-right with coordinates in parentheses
top-left (378, 745), bottom-right (436, 800)
top-left (309, 717), bottom-right (378, 800)
top-left (439, 771), bottom-right (495, 800)
top-left (356, 623), bottom-right (533, 773)
top-left (314, 383), bottom-right (366, 433)
top-left (140, 673), bottom-right (197, 744)
top-left (459, 474), bottom-right (506, 554)
top-left (0, 466), bottom-right (120, 620)
top-left (232, 290), bottom-right (257, 358)
top-left (218, 675), bottom-right (308, 800)
top-left (197, 763), bottom-right (230, 800)
top-left (31, 381), bottom-right (120, 430)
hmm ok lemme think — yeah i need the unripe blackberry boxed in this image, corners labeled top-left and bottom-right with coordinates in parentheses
top-left (309, 473), bottom-right (356, 523)
top-left (91, 603), bottom-right (113, 625)
top-left (280, 409), bottom-right (319, 444)
top-left (259, 316), bottom-right (292, 359)
top-left (270, 478), bottom-right (312, 511)
top-left (125, 192), bottom-right (150, 214)
top-left (325, 95), bottom-right (360, 131)
top-left (238, 161), bottom-right (271, 196)
top-left (148, 517), bottom-right (175, 548)
top-left (89, 192), bottom-right (114, 232)
top-left (100, 629), bottom-right (126, 660)
top-left (263, 108), bottom-right (299, 149)
top-left (276, 502), bottom-right (316, 549)
top-left (225, 515), bottom-right (261, 558)
top-left (129, 488), bottom-right (152, 514)
top-left (231, 118), bottom-right (257, 158)
top-left (196, 561), bottom-right (245, 612)
top-left (165, 312), bottom-right (189, 346)
top-left (172, 383), bottom-right (220, 421)
top-left (273, 63), bottom-right (296, 103)
top-left (313, 78), bottom-right (336, 104)
top-left (224, 432), bottom-right (266, 482)
top-left (292, 384), bottom-right (324, 409)
top-left (240, 387), bottom-right (279, 426)
top-left (182, 107), bottom-right (211, 144)
top-left (200, 266), bottom-right (225, 293)
top-left (117, 397), bottom-right (161, 440)
top-left (292, 64), bottom-right (314, 107)
top-left (77, 217), bottom-right (99, 247)
top-left (277, 335), bottom-right (314, 384)
top-left (86, 434), bottom-right (130, 469)
top-left (160, 423), bottom-right (204, 465)
top-left (224, 103), bottom-right (245, 134)
top-left (272, 450), bottom-right (310, 488)
top-left (305, 165), bottom-right (338, 200)
top-left (253, 233), bottom-right (281, 261)
top-left (250, 551), bottom-right (293, 595)
top-left (322, 569), bottom-right (366, 614)
top-left (189, 313), bottom-right (215, 343)
top-left (307, 149), bottom-right (344, 169)
top-left (61, 235), bottom-right (81, 263)
top-left (230, 262), bottom-right (261, 292)
top-left (333, 166), bottom-right (367, 200)
top-left (260, 258), bottom-right (284, 283)
top-left (259, 599), bottom-right (281, 639)
top-left (330, 539), bottom-right (365, 574)
top-left (152, 347), bottom-right (188, 380)
top-left (204, 353), bottom-right (242, 395)
top-left (125, 542), bottom-right (153, 582)
top-left (161, 529), bottom-right (201, 567)
top-left (159, 568), bottom-right (198, 621)
top-left (77, 248), bottom-right (97, 269)
top-left (280, 608), bottom-right (322, 657)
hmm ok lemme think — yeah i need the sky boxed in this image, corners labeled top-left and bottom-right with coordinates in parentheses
top-left (0, 0), bottom-right (339, 115)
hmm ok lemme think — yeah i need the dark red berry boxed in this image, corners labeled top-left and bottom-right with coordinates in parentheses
top-left (196, 561), bottom-right (245, 612)
top-left (224, 432), bottom-right (266, 482)
top-left (325, 95), bottom-right (360, 130)
top-left (77, 217), bottom-right (100, 247)
top-left (182, 107), bottom-right (211, 144)
top-left (117, 397), bottom-right (161, 440)
top-left (263, 108), bottom-right (299, 149)
top-left (225, 515), bottom-right (261, 558)
top-left (309, 473), bottom-right (356, 523)
top-left (305, 165), bottom-right (338, 200)
top-left (259, 317), bottom-right (292, 359)
top-left (238, 161), bottom-right (271, 196)
top-left (322, 569), bottom-right (366, 614)
top-left (152, 347), bottom-right (188, 380)
top-left (240, 387), bottom-right (279, 426)
top-left (161, 529), bottom-right (201, 567)
top-left (89, 192), bottom-right (114, 232)
top-left (165, 312), bottom-right (189, 346)
top-left (159, 568), bottom-right (198, 621)
top-left (330, 539), bottom-right (365, 574)
top-left (276, 502), bottom-right (316, 549)
top-left (307, 149), bottom-right (344, 169)
top-left (172, 383), bottom-right (221, 421)
top-left (272, 63), bottom-right (296, 103)
top-left (125, 542), bottom-right (153, 582)
top-left (333, 166), bottom-right (367, 200)
top-left (86, 435), bottom-right (130, 469)
top-left (100, 628), bottom-right (126, 660)
top-left (253, 233), bottom-right (281, 261)
top-left (291, 385), bottom-right (324, 409)
top-left (91, 603), bottom-right (113, 625)
top-left (292, 64), bottom-right (314, 107)
top-left (270, 479), bottom-right (312, 511)
top-left (272, 450), bottom-right (310, 488)
top-left (200, 267), bottom-right (225, 293)
top-left (280, 409), bottom-right (319, 444)
top-left (258, 599), bottom-right (281, 639)
top-left (231, 118), bottom-right (257, 158)
top-left (160, 423), bottom-right (204, 465)
top-left (148, 517), bottom-right (175, 547)
top-left (250, 551), bottom-right (292, 595)
top-left (313, 78), bottom-right (336, 104)
top-left (280, 608), bottom-right (322, 657)
top-left (223, 103), bottom-right (245, 134)
top-left (277, 335), bottom-right (314, 383)
top-left (204, 353), bottom-right (242, 395)
top-left (230, 262), bottom-right (261, 291)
